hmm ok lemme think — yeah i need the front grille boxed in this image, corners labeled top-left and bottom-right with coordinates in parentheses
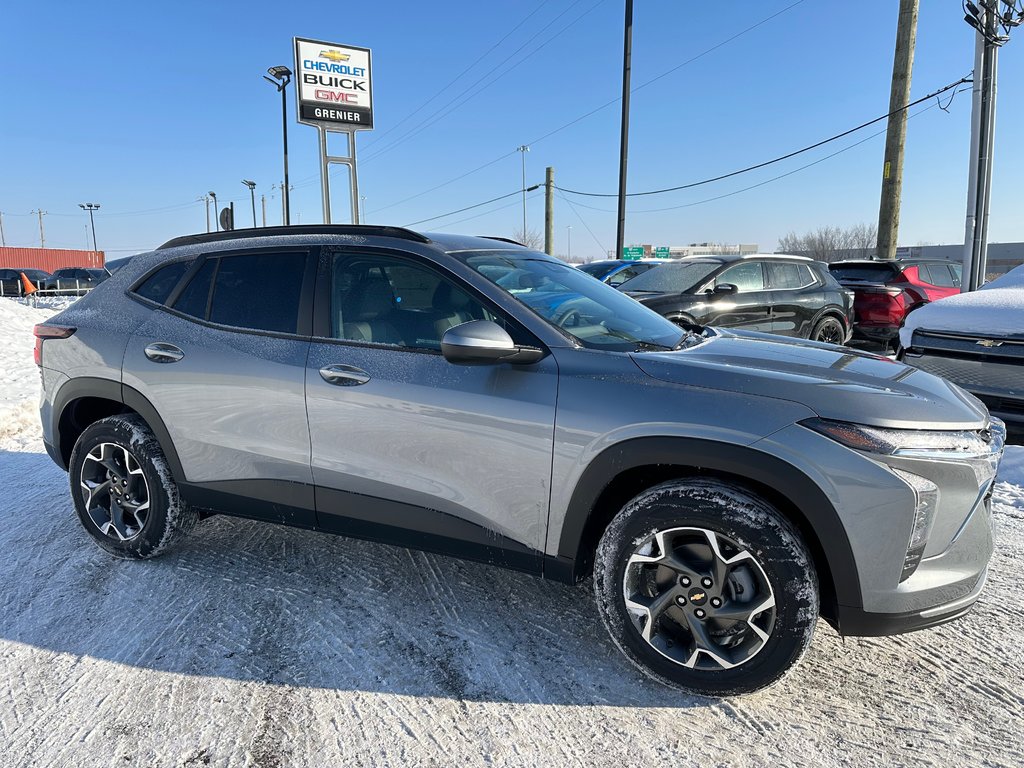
top-left (909, 353), bottom-right (1022, 396)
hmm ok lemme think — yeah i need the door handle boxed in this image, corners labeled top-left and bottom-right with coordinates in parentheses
top-left (144, 342), bottom-right (185, 364)
top-left (319, 364), bottom-right (371, 386)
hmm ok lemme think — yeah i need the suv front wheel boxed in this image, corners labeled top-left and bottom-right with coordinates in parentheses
top-left (594, 478), bottom-right (818, 696)
top-left (69, 414), bottom-right (198, 559)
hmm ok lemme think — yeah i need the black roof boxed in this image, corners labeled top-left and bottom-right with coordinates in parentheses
top-left (829, 258), bottom-right (956, 266)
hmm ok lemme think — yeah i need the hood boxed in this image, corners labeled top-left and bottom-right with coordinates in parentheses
top-left (632, 329), bottom-right (988, 430)
top-left (899, 282), bottom-right (1024, 348)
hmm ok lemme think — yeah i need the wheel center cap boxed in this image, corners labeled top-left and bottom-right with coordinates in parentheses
top-left (687, 588), bottom-right (709, 606)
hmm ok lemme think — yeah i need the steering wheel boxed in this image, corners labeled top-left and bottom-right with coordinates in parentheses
top-left (555, 307), bottom-right (583, 328)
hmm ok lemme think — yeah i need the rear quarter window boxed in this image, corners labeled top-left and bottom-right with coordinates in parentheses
top-left (133, 261), bottom-right (191, 305)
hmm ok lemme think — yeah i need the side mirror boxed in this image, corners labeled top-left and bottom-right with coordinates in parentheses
top-left (706, 283), bottom-right (737, 298)
top-left (441, 320), bottom-right (545, 365)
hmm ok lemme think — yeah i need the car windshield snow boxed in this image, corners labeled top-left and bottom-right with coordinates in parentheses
top-left (463, 251), bottom-right (687, 352)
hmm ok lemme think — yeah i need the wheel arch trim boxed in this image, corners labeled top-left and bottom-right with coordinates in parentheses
top-left (555, 436), bottom-right (863, 609)
top-left (51, 376), bottom-right (186, 482)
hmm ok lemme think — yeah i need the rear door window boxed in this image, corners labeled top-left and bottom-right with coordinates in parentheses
top-left (922, 264), bottom-right (955, 287)
top-left (766, 263), bottom-right (813, 289)
top-left (208, 252), bottom-right (307, 334)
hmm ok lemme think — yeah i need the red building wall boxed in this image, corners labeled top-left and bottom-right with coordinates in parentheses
top-left (0, 247), bottom-right (105, 271)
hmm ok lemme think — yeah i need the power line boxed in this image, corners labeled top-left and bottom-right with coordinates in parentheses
top-left (404, 187), bottom-right (539, 227)
top-left (566, 100), bottom-right (945, 216)
top-left (360, 0), bottom-right (552, 153)
top-left (442, 191), bottom-right (544, 229)
top-left (556, 189), bottom-right (608, 254)
top-left (555, 74), bottom-right (971, 198)
top-left (365, 0), bottom-right (804, 216)
top-left (360, 0), bottom-right (603, 166)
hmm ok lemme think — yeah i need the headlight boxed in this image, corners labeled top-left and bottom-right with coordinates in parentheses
top-left (802, 417), bottom-right (1005, 485)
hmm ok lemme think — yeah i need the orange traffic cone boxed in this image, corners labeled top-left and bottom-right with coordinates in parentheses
top-left (20, 272), bottom-right (37, 295)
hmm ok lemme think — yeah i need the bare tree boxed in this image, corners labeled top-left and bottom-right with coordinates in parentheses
top-left (511, 227), bottom-right (544, 250)
top-left (777, 223), bottom-right (878, 262)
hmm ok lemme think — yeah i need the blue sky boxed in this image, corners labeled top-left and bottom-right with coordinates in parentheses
top-left (1, 0), bottom-right (1021, 260)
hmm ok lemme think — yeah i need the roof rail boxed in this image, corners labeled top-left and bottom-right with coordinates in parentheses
top-left (477, 235), bottom-right (527, 247)
top-left (156, 225), bottom-right (431, 250)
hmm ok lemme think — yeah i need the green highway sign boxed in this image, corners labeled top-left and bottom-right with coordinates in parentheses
top-left (622, 246), bottom-right (644, 261)
top-left (654, 247), bottom-right (670, 259)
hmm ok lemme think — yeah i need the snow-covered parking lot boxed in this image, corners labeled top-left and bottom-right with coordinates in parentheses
top-left (1, 296), bottom-right (1022, 768)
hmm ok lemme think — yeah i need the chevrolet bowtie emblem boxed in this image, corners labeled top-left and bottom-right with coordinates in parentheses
top-left (976, 339), bottom-right (1004, 347)
top-left (319, 49), bottom-right (350, 63)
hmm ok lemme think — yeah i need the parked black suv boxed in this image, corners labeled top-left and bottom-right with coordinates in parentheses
top-left (619, 254), bottom-right (853, 343)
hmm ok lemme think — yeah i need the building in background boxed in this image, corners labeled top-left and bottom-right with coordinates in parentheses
top-left (0, 247), bottom-right (105, 272)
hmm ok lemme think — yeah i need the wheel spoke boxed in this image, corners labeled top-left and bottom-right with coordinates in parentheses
top-left (682, 612), bottom-right (732, 669)
top-left (80, 478), bottom-right (111, 508)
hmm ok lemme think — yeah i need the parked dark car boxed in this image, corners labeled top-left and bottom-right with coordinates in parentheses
top-left (618, 254), bottom-right (853, 343)
top-left (41, 267), bottom-right (110, 294)
top-left (828, 259), bottom-right (962, 344)
top-left (577, 259), bottom-right (665, 287)
top-left (0, 268), bottom-right (51, 296)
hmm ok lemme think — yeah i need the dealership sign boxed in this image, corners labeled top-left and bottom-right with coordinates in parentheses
top-left (294, 37), bottom-right (373, 129)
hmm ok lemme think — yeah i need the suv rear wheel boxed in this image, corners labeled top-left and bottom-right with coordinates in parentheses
top-left (811, 316), bottom-right (845, 345)
top-left (69, 414), bottom-right (197, 559)
top-left (593, 478), bottom-right (818, 696)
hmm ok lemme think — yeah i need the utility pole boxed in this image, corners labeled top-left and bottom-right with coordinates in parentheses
top-left (963, 2), bottom-right (1003, 292)
top-left (0, 211), bottom-right (6, 246)
top-left (209, 191), bottom-right (219, 231)
top-left (567, 225), bottom-right (572, 261)
top-left (197, 196), bottom-right (211, 232)
top-left (876, 0), bottom-right (919, 260)
top-left (544, 166), bottom-right (554, 255)
top-left (615, 0), bottom-right (634, 261)
top-left (517, 145), bottom-right (530, 237)
top-left (261, 194), bottom-right (267, 227)
top-left (30, 209), bottom-right (47, 247)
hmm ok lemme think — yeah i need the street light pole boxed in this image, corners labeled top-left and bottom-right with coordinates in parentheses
top-left (615, 0), bottom-right (634, 261)
top-left (567, 225), bottom-right (572, 261)
top-left (78, 202), bottom-right (100, 250)
top-left (209, 191), bottom-right (219, 231)
top-left (242, 180), bottom-right (257, 227)
top-left (264, 66), bottom-right (293, 225)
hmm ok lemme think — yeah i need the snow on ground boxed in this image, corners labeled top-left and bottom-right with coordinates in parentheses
top-left (1, 296), bottom-right (1022, 767)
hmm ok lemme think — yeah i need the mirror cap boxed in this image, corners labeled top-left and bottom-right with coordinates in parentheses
top-left (441, 320), bottom-right (544, 365)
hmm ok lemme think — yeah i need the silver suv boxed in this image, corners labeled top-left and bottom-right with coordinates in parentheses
top-left (36, 226), bottom-right (1005, 696)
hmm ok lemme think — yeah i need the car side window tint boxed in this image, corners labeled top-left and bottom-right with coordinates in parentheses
top-left (330, 254), bottom-right (495, 350)
top-left (925, 264), bottom-right (955, 287)
top-left (950, 263), bottom-right (962, 287)
top-left (766, 263), bottom-right (806, 289)
top-left (609, 267), bottom-right (637, 287)
top-left (134, 261), bottom-right (190, 305)
top-left (716, 262), bottom-right (764, 292)
top-left (172, 259), bottom-right (217, 320)
top-left (206, 252), bottom-right (306, 334)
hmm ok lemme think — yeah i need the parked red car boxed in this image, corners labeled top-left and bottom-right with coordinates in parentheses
top-left (828, 259), bottom-right (962, 344)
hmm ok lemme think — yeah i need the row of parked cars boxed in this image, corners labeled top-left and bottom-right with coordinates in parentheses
top-left (578, 254), bottom-right (964, 348)
top-left (0, 266), bottom-right (111, 296)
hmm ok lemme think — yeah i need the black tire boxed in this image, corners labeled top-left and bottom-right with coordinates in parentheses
top-left (594, 478), bottom-right (819, 697)
top-left (810, 316), bottom-right (846, 345)
top-left (68, 413), bottom-right (198, 559)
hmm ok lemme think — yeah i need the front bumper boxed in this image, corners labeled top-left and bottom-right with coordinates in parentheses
top-left (837, 568), bottom-right (987, 636)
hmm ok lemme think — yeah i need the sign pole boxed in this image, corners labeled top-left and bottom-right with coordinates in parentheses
top-left (350, 131), bottom-right (360, 224)
top-left (319, 126), bottom-right (332, 224)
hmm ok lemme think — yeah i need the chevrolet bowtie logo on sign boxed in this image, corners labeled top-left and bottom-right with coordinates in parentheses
top-left (976, 339), bottom-right (1005, 347)
top-left (319, 49), bottom-right (350, 63)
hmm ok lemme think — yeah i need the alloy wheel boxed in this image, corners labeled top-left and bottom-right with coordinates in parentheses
top-left (79, 442), bottom-right (151, 541)
top-left (815, 322), bottom-right (844, 345)
top-left (622, 526), bottom-right (776, 671)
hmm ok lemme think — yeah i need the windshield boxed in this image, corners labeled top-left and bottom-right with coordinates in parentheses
top-left (577, 261), bottom-right (619, 279)
top-left (619, 261), bottom-right (720, 293)
top-left (829, 263), bottom-right (898, 282)
top-left (463, 251), bottom-right (686, 351)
